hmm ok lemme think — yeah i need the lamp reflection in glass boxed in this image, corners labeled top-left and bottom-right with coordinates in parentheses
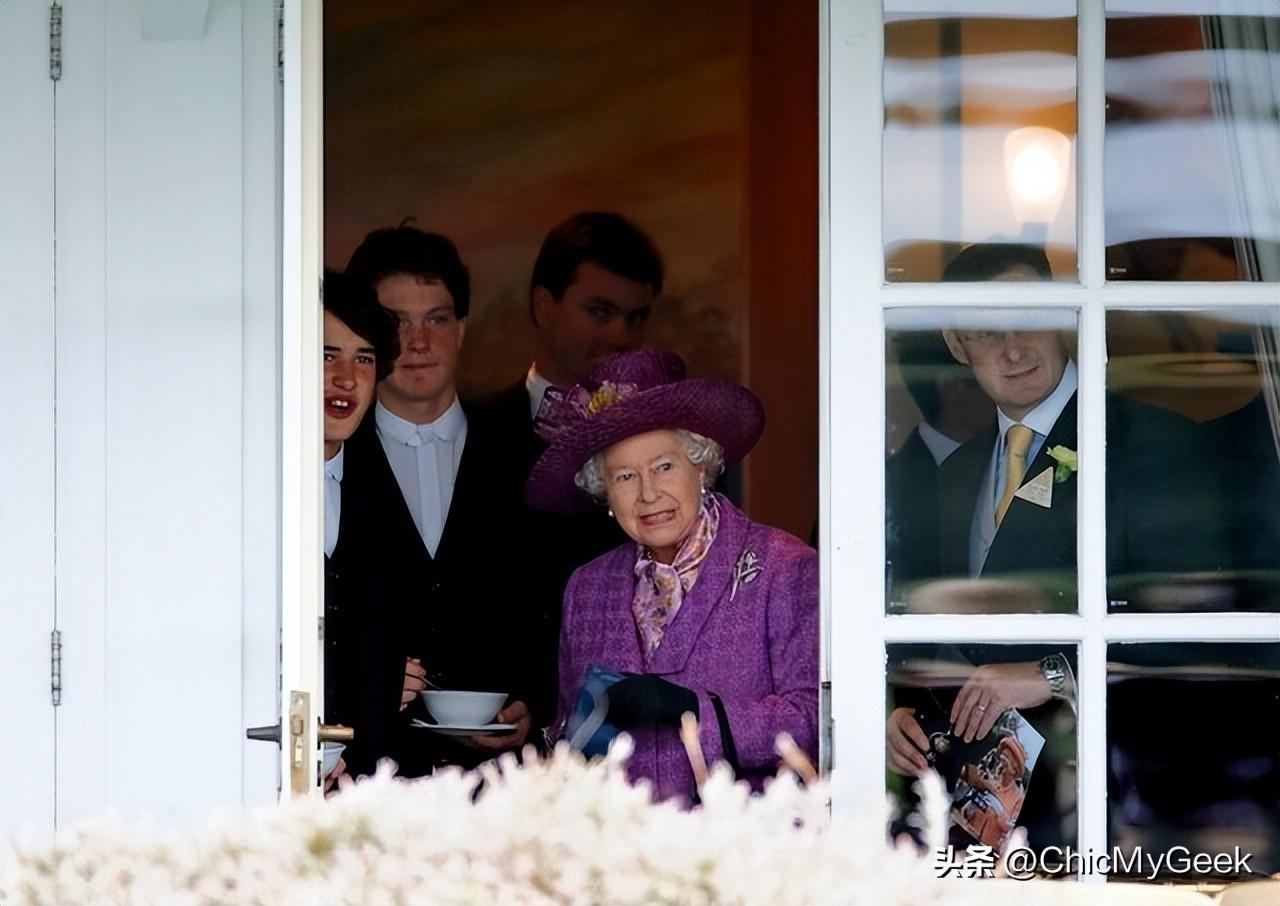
top-left (1004, 127), bottom-right (1072, 244)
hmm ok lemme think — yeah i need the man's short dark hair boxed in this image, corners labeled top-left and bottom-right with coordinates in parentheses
top-left (942, 242), bottom-right (1053, 282)
top-left (529, 212), bottom-right (664, 307)
top-left (345, 225), bottom-right (471, 318)
top-left (322, 268), bottom-right (400, 381)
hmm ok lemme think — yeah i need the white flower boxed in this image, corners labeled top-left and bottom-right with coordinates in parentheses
top-left (0, 745), bottom-right (1065, 905)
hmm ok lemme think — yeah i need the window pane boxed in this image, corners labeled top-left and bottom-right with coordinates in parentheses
top-left (1109, 642), bottom-right (1280, 878)
top-left (886, 305), bottom-right (1079, 614)
top-left (884, 1), bottom-right (1078, 282)
top-left (1106, 2), bottom-right (1280, 281)
top-left (888, 643), bottom-right (1078, 851)
top-left (1107, 308), bottom-right (1280, 612)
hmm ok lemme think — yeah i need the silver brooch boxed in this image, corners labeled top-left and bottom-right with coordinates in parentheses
top-left (729, 550), bottom-right (762, 602)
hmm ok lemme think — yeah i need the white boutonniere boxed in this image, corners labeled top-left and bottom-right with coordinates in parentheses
top-left (1046, 445), bottom-right (1078, 484)
top-left (730, 550), bottom-right (762, 602)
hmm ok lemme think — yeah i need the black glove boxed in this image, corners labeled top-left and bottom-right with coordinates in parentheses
top-left (605, 674), bottom-right (699, 729)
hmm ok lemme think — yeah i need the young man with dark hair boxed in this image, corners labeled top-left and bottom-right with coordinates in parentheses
top-left (345, 226), bottom-right (472, 428)
top-left (526, 210), bottom-right (663, 392)
top-left (477, 211), bottom-right (665, 730)
top-left (319, 268), bottom-right (398, 788)
top-left (340, 226), bottom-right (534, 778)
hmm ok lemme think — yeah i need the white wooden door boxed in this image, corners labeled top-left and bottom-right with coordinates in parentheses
top-left (49, 0), bottom-right (283, 826)
top-left (0, 0), bottom-right (326, 835)
top-left (0, 0), bottom-right (58, 840)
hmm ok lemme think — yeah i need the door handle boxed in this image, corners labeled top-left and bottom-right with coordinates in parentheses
top-left (246, 723), bottom-right (354, 744)
top-left (246, 708), bottom-right (355, 796)
top-left (319, 724), bottom-right (354, 742)
top-left (245, 722), bottom-right (281, 745)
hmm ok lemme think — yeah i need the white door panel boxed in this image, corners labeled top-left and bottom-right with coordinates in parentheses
top-left (0, 0), bottom-right (58, 840)
top-left (53, 0), bottom-right (280, 826)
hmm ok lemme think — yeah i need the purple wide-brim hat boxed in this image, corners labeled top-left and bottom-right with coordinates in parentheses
top-left (524, 349), bottom-right (765, 513)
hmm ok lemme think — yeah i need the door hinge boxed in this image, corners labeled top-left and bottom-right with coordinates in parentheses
top-left (51, 629), bottom-right (63, 707)
top-left (49, 2), bottom-right (62, 82)
top-left (275, 0), bottom-right (284, 84)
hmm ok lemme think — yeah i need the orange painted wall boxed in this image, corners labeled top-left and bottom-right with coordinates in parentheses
top-left (743, 1), bottom-right (819, 542)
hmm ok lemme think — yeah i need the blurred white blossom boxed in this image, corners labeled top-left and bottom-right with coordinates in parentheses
top-left (0, 742), bottom-right (1018, 905)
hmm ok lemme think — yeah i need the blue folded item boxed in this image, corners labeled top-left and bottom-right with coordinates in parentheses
top-left (566, 665), bottom-right (627, 758)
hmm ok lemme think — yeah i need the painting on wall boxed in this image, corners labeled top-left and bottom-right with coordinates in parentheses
top-left (325, 0), bottom-right (750, 397)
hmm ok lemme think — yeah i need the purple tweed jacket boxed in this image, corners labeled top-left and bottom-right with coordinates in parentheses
top-left (555, 492), bottom-right (819, 804)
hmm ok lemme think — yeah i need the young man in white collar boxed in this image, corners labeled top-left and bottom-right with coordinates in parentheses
top-left (358, 230), bottom-right (470, 560)
top-left (342, 226), bottom-right (533, 777)
top-left (320, 269), bottom-right (398, 789)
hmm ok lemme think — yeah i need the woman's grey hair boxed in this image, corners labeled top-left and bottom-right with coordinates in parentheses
top-left (575, 429), bottom-right (725, 503)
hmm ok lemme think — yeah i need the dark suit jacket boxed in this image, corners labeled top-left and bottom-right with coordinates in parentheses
top-left (886, 427), bottom-right (943, 604)
top-left (332, 402), bottom-right (536, 778)
top-left (1105, 394), bottom-right (1236, 606)
top-left (938, 396), bottom-right (1079, 611)
top-left (473, 379), bottom-right (628, 727)
top-left (324, 503), bottom-right (402, 777)
top-left (1199, 393), bottom-right (1280, 609)
top-left (936, 392), bottom-right (1235, 613)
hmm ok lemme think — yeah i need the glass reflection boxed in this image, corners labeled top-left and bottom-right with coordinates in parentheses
top-left (1109, 643), bottom-right (1280, 878)
top-left (888, 643), bottom-right (1078, 852)
top-left (884, 0), bottom-right (1078, 282)
top-left (1107, 308), bottom-right (1280, 612)
top-left (886, 290), bottom-right (1079, 614)
top-left (1106, 2), bottom-right (1280, 281)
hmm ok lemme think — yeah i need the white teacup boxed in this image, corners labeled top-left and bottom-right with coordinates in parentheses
top-left (322, 741), bottom-right (346, 776)
top-left (421, 690), bottom-right (506, 726)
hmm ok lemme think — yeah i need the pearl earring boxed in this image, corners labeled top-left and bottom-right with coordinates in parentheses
top-left (607, 508), bottom-right (614, 518)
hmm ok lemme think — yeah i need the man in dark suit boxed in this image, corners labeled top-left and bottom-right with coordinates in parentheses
top-left (936, 324), bottom-right (1079, 605)
top-left (889, 245), bottom-right (1082, 847)
top-left (477, 212), bottom-right (665, 727)
top-left (925, 244), bottom-right (1077, 609)
top-left (933, 244), bottom-right (1232, 609)
top-left (340, 226), bottom-right (535, 778)
top-left (886, 330), bottom-right (993, 604)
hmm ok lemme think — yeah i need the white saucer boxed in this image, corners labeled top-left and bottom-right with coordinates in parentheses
top-left (410, 718), bottom-right (516, 737)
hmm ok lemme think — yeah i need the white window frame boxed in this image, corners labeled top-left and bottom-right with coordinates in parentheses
top-left (823, 0), bottom-right (1280, 878)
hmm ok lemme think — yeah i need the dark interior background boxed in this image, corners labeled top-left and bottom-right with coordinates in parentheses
top-left (324, 0), bottom-right (817, 539)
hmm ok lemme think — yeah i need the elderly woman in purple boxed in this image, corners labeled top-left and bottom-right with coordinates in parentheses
top-left (525, 349), bottom-right (819, 804)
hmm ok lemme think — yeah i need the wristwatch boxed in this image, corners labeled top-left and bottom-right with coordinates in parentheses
top-left (1039, 654), bottom-right (1078, 715)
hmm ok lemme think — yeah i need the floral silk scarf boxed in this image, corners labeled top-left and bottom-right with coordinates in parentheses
top-left (631, 493), bottom-right (721, 665)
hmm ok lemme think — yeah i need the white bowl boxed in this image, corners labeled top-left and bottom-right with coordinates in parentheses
top-left (322, 741), bottom-right (346, 776)
top-left (421, 690), bottom-right (505, 727)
